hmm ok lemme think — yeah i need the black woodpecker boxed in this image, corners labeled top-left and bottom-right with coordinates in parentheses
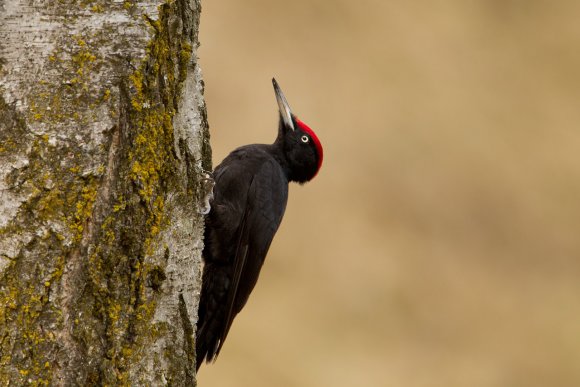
top-left (196, 78), bottom-right (323, 370)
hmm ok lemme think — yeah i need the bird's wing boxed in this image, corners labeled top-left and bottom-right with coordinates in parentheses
top-left (215, 159), bottom-right (288, 356)
top-left (217, 200), bottom-right (250, 354)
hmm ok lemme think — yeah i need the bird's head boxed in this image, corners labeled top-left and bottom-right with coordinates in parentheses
top-left (273, 78), bottom-right (323, 183)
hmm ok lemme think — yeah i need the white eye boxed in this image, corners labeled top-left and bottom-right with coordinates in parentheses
top-left (301, 135), bottom-right (309, 143)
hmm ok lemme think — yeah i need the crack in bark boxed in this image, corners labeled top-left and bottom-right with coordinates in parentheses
top-left (179, 293), bottom-right (196, 385)
top-left (56, 117), bottom-right (122, 384)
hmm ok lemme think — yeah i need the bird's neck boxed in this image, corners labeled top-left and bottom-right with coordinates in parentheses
top-left (268, 140), bottom-right (292, 180)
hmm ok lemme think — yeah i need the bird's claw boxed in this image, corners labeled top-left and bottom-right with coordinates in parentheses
top-left (198, 172), bottom-right (215, 215)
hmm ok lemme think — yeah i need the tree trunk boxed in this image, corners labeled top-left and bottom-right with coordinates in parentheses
top-left (0, 0), bottom-right (210, 385)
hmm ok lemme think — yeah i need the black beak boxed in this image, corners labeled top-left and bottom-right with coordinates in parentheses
top-left (272, 78), bottom-right (295, 131)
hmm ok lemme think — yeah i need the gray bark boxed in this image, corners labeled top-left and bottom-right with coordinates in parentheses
top-left (0, 0), bottom-right (210, 385)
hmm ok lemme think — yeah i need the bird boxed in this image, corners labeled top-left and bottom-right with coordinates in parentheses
top-left (195, 78), bottom-right (323, 371)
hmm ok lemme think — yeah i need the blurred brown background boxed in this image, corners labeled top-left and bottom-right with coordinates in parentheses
top-left (197, 1), bottom-right (580, 386)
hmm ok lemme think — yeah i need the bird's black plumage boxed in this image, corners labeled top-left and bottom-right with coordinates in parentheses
top-left (195, 79), bottom-right (323, 370)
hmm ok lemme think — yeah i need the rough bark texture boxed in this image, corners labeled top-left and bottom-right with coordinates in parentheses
top-left (0, 0), bottom-right (210, 385)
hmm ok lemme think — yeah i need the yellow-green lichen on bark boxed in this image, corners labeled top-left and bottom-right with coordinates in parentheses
top-left (1, 0), bottom-right (205, 385)
top-left (64, 1), bottom-right (202, 384)
top-left (0, 76), bottom-right (103, 383)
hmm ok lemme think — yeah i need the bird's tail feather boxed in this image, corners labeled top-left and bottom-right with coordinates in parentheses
top-left (196, 263), bottom-right (229, 371)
